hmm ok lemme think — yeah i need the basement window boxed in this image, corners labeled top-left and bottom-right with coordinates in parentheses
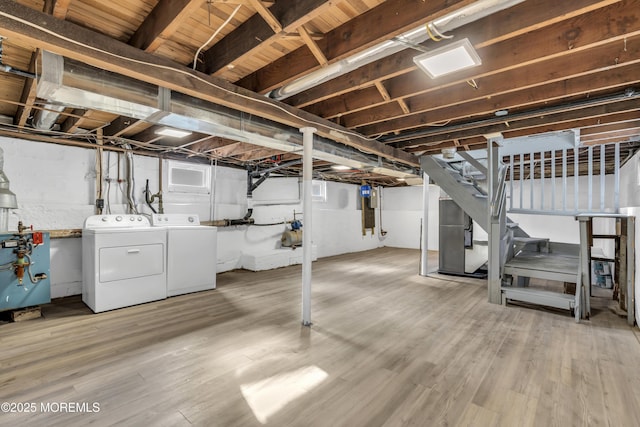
top-left (167, 161), bottom-right (211, 194)
top-left (312, 180), bottom-right (326, 202)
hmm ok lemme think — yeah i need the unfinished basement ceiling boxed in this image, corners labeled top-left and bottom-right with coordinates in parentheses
top-left (0, 0), bottom-right (639, 185)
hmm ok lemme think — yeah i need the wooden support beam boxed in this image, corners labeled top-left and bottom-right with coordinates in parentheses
top-left (298, 25), bottom-right (327, 67)
top-left (400, 103), bottom-right (640, 151)
top-left (355, 38), bottom-right (640, 136)
top-left (211, 0), bottom-right (275, 5)
top-left (129, 0), bottom-right (203, 52)
top-left (13, 51), bottom-right (38, 128)
top-left (210, 141), bottom-right (256, 157)
top-left (103, 116), bottom-right (142, 137)
top-left (397, 99), bottom-right (410, 115)
top-left (0, 0), bottom-right (418, 166)
top-left (60, 108), bottom-right (87, 134)
top-left (247, 0), bottom-right (282, 33)
top-left (132, 126), bottom-right (165, 144)
top-left (193, 137), bottom-right (235, 153)
top-left (236, 0), bottom-right (479, 93)
top-left (52, 0), bottom-right (72, 19)
top-left (310, 48), bottom-right (640, 122)
top-left (202, 0), bottom-right (332, 75)
top-left (237, 148), bottom-right (288, 161)
top-left (14, 0), bottom-right (71, 128)
top-left (286, 0), bottom-right (634, 108)
top-left (374, 81), bottom-right (391, 102)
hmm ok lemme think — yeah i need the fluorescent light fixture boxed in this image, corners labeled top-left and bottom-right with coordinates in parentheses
top-left (331, 165), bottom-right (352, 171)
top-left (154, 127), bottom-right (192, 138)
top-left (413, 38), bottom-right (481, 79)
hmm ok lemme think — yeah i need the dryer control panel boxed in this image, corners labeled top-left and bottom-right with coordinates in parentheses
top-left (84, 214), bottom-right (150, 229)
top-left (150, 214), bottom-right (200, 227)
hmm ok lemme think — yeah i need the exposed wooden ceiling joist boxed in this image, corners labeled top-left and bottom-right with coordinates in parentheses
top-left (236, 0), bottom-right (477, 93)
top-left (201, 0), bottom-right (333, 75)
top-left (0, 0), bottom-right (638, 185)
top-left (129, 0), bottom-right (204, 53)
top-left (0, 0), bottom-right (418, 167)
top-left (405, 101), bottom-right (640, 152)
top-left (291, 0), bottom-right (636, 111)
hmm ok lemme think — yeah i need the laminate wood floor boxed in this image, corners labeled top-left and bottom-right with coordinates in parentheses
top-left (1, 247), bottom-right (640, 426)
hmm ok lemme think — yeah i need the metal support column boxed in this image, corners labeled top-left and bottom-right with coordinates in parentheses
top-left (420, 171), bottom-right (430, 276)
top-left (627, 216), bottom-right (635, 326)
top-left (488, 141), bottom-right (502, 304)
top-left (300, 127), bottom-right (316, 327)
top-left (614, 143), bottom-right (620, 212)
top-left (578, 216), bottom-right (590, 319)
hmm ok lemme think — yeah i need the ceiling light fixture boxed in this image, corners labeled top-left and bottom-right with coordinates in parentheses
top-left (268, 0), bottom-right (524, 99)
top-left (413, 38), bottom-right (481, 79)
top-left (331, 165), bottom-right (352, 171)
top-left (154, 127), bottom-right (193, 138)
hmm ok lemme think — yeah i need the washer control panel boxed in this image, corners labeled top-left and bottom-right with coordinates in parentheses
top-left (84, 214), bottom-right (151, 229)
top-left (150, 214), bottom-right (201, 227)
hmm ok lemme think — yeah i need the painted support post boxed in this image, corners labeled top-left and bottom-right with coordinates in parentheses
top-left (627, 216), bottom-right (635, 326)
top-left (488, 141), bottom-right (502, 304)
top-left (578, 216), bottom-right (590, 319)
top-left (420, 171), bottom-right (429, 276)
top-left (300, 126), bottom-right (316, 326)
top-left (614, 143), bottom-right (620, 212)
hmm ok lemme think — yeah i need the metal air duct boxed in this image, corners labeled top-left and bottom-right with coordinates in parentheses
top-left (0, 147), bottom-right (17, 231)
top-left (36, 51), bottom-right (419, 180)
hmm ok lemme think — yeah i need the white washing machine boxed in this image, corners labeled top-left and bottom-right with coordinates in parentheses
top-left (82, 214), bottom-right (167, 313)
top-left (150, 214), bottom-right (217, 297)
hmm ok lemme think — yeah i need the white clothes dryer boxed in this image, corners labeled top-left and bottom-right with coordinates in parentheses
top-left (150, 214), bottom-right (217, 297)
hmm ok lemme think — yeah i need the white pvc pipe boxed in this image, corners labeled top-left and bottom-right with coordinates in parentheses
top-left (420, 172), bottom-right (430, 276)
top-left (300, 127), bottom-right (317, 326)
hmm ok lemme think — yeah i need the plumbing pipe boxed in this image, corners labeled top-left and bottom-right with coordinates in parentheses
top-left (0, 38), bottom-right (36, 79)
top-left (300, 126), bottom-right (316, 326)
top-left (210, 158), bottom-right (216, 222)
top-left (0, 63), bottom-right (36, 79)
top-left (124, 145), bottom-right (138, 214)
top-left (144, 179), bottom-right (157, 214)
top-left (157, 157), bottom-right (164, 214)
top-left (379, 186), bottom-right (387, 237)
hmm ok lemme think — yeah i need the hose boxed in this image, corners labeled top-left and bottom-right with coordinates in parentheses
top-left (144, 179), bottom-right (158, 214)
top-left (124, 145), bottom-right (138, 214)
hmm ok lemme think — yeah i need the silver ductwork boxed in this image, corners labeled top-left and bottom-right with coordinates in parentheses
top-left (0, 148), bottom-right (17, 209)
top-left (31, 52), bottom-right (66, 130)
top-left (267, 0), bottom-right (526, 100)
top-left (0, 147), bottom-right (18, 231)
top-left (36, 51), bottom-right (419, 180)
top-left (32, 105), bottom-right (66, 130)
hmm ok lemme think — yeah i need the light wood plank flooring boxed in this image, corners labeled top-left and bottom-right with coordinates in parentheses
top-left (1, 247), bottom-right (640, 426)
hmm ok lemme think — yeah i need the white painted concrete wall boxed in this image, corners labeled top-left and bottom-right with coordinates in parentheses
top-left (380, 185), bottom-right (439, 250)
top-left (0, 137), bottom-right (428, 299)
